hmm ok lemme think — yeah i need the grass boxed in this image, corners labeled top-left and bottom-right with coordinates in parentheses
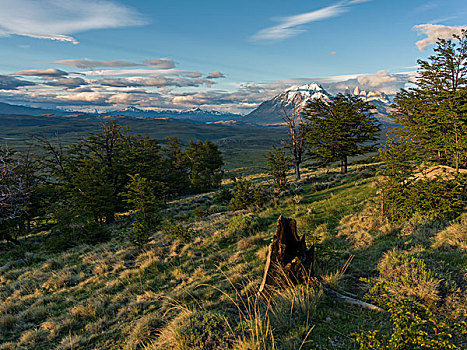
top-left (0, 164), bottom-right (465, 349)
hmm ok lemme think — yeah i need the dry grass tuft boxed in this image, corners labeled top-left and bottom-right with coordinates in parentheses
top-left (432, 214), bottom-right (467, 251)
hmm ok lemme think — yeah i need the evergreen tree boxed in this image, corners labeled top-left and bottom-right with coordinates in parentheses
top-left (124, 174), bottom-right (161, 247)
top-left (302, 93), bottom-right (381, 174)
top-left (163, 137), bottom-right (190, 197)
top-left (265, 145), bottom-right (292, 190)
top-left (185, 140), bottom-right (223, 192)
top-left (392, 30), bottom-right (467, 171)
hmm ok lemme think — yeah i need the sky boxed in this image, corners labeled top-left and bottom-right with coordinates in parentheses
top-left (0, 0), bottom-right (466, 114)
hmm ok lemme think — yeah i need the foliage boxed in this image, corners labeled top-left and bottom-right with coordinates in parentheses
top-left (124, 174), bottom-right (162, 247)
top-left (265, 145), bottom-right (292, 190)
top-left (185, 140), bottom-right (224, 193)
top-left (392, 30), bottom-right (467, 171)
top-left (162, 220), bottom-right (194, 242)
top-left (47, 205), bottom-right (110, 252)
top-left (214, 187), bottom-right (233, 204)
top-left (171, 310), bottom-right (233, 350)
top-left (302, 93), bottom-right (381, 174)
top-left (224, 215), bottom-right (260, 237)
top-left (380, 135), bottom-right (467, 222)
top-left (354, 301), bottom-right (467, 349)
top-left (380, 32), bottom-right (467, 221)
top-left (229, 177), bottom-right (267, 210)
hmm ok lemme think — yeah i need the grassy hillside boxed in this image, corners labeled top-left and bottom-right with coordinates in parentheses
top-left (0, 114), bottom-right (285, 170)
top-left (1, 165), bottom-right (465, 349)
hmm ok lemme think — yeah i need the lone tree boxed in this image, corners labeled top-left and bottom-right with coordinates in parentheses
top-left (302, 93), bottom-right (381, 174)
top-left (281, 105), bottom-right (307, 180)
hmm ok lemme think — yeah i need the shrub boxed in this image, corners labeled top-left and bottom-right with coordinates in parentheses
top-left (154, 310), bottom-right (233, 350)
top-left (214, 187), bottom-right (232, 204)
top-left (163, 220), bottom-right (194, 242)
top-left (229, 178), bottom-right (267, 211)
top-left (364, 248), bottom-right (441, 308)
top-left (224, 215), bottom-right (260, 237)
top-left (47, 207), bottom-right (110, 252)
top-left (354, 301), bottom-right (467, 349)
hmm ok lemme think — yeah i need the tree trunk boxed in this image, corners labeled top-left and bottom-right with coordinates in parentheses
top-left (295, 163), bottom-right (301, 181)
top-left (259, 216), bottom-right (314, 294)
top-left (341, 156), bottom-right (348, 174)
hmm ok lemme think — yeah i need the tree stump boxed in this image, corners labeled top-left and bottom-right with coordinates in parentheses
top-left (259, 215), bottom-right (314, 293)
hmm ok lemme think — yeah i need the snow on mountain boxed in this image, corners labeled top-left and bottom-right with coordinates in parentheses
top-left (243, 83), bottom-right (393, 125)
top-left (106, 106), bottom-right (241, 122)
top-left (243, 83), bottom-right (331, 125)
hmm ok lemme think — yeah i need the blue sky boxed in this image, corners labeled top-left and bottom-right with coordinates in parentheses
top-left (0, 0), bottom-right (466, 113)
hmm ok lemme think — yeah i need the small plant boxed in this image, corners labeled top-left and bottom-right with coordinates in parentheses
top-left (174, 310), bottom-right (233, 350)
top-left (265, 145), bottom-right (292, 190)
top-left (353, 301), bottom-right (467, 349)
top-left (224, 215), bottom-right (260, 237)
top-left (163, 220), bottom-right (194, 242)
top-left (229, 177), bottom-right (267, 211)
top-left (214, 187), bottom-right (232, 204)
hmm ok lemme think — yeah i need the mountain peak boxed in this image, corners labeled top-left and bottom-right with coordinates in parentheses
top-left (286, 83), bottom-right (323, 93)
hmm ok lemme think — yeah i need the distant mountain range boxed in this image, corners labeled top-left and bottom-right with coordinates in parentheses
top-left (0, 102), bottom-right (70, 116)
top-left (105, 106), bottom-right (242, 122)
top-left (0, 102), bottom-right (242, 123)
top-left (243, 83), bottom-right (394, 125)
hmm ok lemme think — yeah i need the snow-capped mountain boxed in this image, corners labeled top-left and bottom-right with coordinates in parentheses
top-left (243, 83), bottom-right (393, 125)
top-left (105, 106), bottom-right (241, 122)
top-left (242, 83), bottom-right (332, 125)
top-left (351, 87), bottom-right (390, 104)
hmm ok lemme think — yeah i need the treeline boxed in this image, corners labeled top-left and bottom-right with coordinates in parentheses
top-left (0, 121), bottom-right (223, 247)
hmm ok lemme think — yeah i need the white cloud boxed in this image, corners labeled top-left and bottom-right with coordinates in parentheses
top-left (57, 91), bottom-right (107, 103)
top-left (413, 24), bottom-right (465, 50)
top-left (251, 0), bottom-right (371, 41)
top-left (0, 0), bottom-right (145, 44)
top-left (12, 68), bottom-right (69, 77)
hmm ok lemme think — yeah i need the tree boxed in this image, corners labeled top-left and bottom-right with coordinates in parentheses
top-left (392, 30), bottom-right (467, 171)
top-left (185, 140), bottom-right (224, 192)
top-left (281, 105), bottom-right (307, 181)
top-left (379, 31), bottom-right (467, 221)
top-left (163, 137), bottom-right (190, 197)
top-left (124, 174), bottom-right (162, 247)
top-left (265, 145), bottom-right (292, 190)
top-left (302, 93), bottom-right (381, 174)
top-left (0, 149), bottom-right (26, 244)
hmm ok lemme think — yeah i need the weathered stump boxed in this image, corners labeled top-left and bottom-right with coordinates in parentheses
top-left (259, 215), bottom-right (314, 293)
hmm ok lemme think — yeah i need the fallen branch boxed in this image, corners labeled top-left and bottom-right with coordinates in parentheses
top-left (319, 282), bottom-right (388, 314)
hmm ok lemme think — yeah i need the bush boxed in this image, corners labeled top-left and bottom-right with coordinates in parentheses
top-left (214, 187), bottom-right (232, 204)
top-left (224, 215), bottom-right (260, 237)
top-left (364, 248), bottom-right (441, 308)
top-left (175, 311), bottom-right (233, 350)
top-left (154, 310), bottom-right (233, 350)
top-left (163, 220), bottom-right (194, 242)
top-left (229, 178), bottom-right (267, 211)
top-left (354, 301), bottom-right (467, 349)
top-left (47, 206), bottom-right (110, 252)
